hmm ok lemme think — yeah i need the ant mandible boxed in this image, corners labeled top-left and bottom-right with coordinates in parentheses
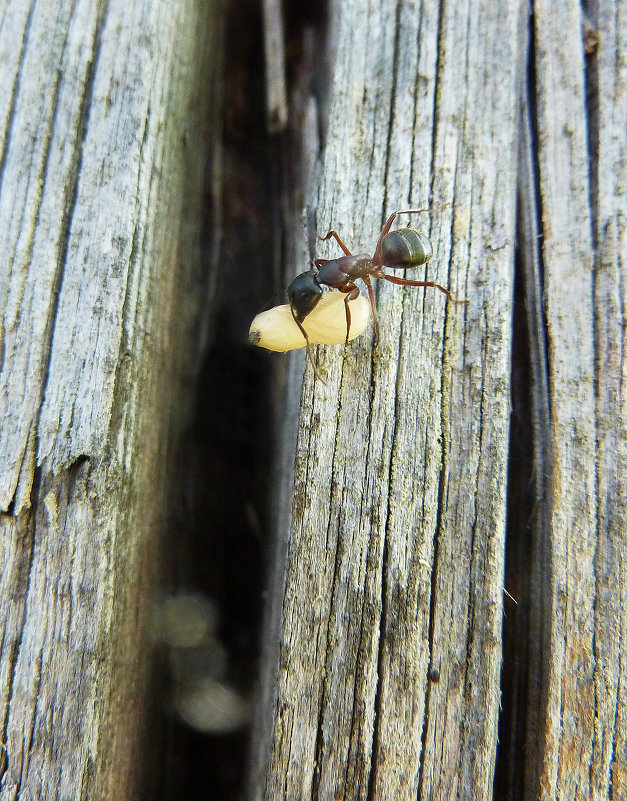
top-left (287, 208), bottom-right (465, 357)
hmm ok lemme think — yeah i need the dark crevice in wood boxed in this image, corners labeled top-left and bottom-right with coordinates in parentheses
top-left (367, 399), bottom-right (400, 801)
top-left (367, 629), bottom-right (384, 801)
top-left (0, 2), bottom-right (35, 187)
top-left (311, 457), bottom-right (343, 800)
top-left (608, 682), bottom-right (621, 797)
top-left (524, 4), bottom-right (551, 407)
top-left (348, 543), bottom-right (377, 799)
top-left (156, 1), bottom-right (330, 798)
top-left (494, 243), bottom-right (535, 801)
top-left (429, 0), bottom-right (445, 208)
top-left (380, 0), bottom-right (402, 221)
top-left (581, 0), bottom-right (600, 247)
top-left (155, 1), bottom-right (275, 798)
top-left (416, 379), bottom-right (449, 800)
top-left (0, 740), bottom-right (7, 787)
top-left (416, 542), bottom-right (440, 800)
top-left (311, 667), bottom-right (326, 799)
top-left (2, 4), bottom-right (107, 514)
top-left (407, 5), bottom-right (425, 205)
top-left (33, 2), bottom-right (108, 487)
top-left (522, 36), bottom-right (555, 801)
top-left (3, 474), bottom-right (40, 797)
top-left (0, 620), bottom-right (24, 789)
top-left (494, 9), bottom-right (554, 799)
top-left (51, 0), bottom-right (108, 307)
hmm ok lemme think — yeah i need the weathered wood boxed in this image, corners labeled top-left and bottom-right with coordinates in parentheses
top-left (253, 1), bottom-right (523, 798)
top-left (251, 0), bottom-right (625, 799)
top-left (262, 0), bottom-right (288, 133)
top-left (0, 1), bottom-right (221, 798)
top-left (526, 1), bottom-right (626, 798)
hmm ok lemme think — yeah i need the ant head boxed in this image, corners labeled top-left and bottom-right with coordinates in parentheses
top-left (287, 270), bottom-right (323, 323)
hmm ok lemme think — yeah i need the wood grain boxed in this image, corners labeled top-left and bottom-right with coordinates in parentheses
top-left (529, 1), bottom-right (626, 798)
top-left (252, 0), bottom-right (625, 799)
top-left (0, 1), bottom-right (221, 798)
top-left (0, 0), bottom-right (623, 797)
top-left (254, 1), bottom-right (523, 798)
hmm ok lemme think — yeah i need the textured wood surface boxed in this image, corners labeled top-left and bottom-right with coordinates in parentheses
top-left (0, 0), bottom-right (623, 798)
top-left (254, 1), bottom-right (522, 799)
top-left (526, 1), bottom-right (626, 798)
top-left (252, 0), bottom-right (625, 799)
top-left (0, 1), bottom-right (219, 798)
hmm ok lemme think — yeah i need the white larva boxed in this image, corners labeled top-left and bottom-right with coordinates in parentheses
top-left (249, 292), bottom-right (370, 353)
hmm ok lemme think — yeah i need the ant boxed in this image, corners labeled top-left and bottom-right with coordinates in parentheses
top-left (287, 208), bottom-right (466, 359)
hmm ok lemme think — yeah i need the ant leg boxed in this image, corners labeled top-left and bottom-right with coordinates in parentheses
top-left (291, 308), bottom-right (327, 380)
top-left (385, 203), bottom-right (450, 233)
top-left (376, 271), bottom-right (468, 304)
top-left (339, 284), bottom-right (360, 345)
top-left (363, 275), bottom-right (380, 343)
top-left (314, 258), bottom-right (328, 269)
top-left (291, 307), bottom-right (312, 350)
top-left (344, 298), bottom-right (352, 347)
top-left (317, 230), bottom-right (353, 256)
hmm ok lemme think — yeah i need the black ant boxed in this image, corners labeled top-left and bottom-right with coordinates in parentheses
top-left (287, 208), bottom-right (465, 359)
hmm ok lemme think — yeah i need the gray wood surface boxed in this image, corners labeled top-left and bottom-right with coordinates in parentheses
top-left (0, 0), bottom-right (623, 798)
top-left (0, 1), bottom-right (220, 798)
top-left (252, 1), bottom-right (626, 799)
top-left (526, 1), bottom-right (626, 798)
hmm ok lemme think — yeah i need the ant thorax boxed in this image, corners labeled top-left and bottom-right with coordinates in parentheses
top-left (317, 254), bottom-right (372, 288)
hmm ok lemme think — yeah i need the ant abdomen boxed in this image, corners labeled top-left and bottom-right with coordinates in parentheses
top-left (380, 228), bottom-right (433, 269)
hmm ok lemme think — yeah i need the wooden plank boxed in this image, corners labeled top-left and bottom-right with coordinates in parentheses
top-left (528, 1), bottom-right (627, 798)
top-left (0, 1), bottom-right (221, 797)
top-left (253, 1), bottom-right (524, 798)
top-left (591, 0), bottom-right (627, 794)
top-left (263, 0), bottom-right (288, 132)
